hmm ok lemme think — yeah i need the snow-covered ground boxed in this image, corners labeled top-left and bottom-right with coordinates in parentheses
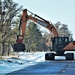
top-left (0, 51), bottom-right (75, 75)
top-left (0, 52), bottom-right (46, 75)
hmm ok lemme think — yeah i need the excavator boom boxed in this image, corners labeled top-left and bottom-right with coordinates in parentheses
top-left (16, 9), bottom-right (58, 43)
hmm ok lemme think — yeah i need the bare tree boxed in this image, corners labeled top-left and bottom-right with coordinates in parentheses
top-left (0, 0), bottom-right (22, 56)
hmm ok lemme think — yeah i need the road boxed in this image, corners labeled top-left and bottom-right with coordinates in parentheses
top-left (6, 60), bottom-right (75, 75)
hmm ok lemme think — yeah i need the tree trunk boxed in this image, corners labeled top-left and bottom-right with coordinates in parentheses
top-left (8, 43), bottom-right (10, 56)
top-left (1, 42), bottom-right (6, 56)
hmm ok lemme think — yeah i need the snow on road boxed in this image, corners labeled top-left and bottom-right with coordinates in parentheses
top-left (0, 51), bottom-right (75, 75)
top-left (0, 52), bottom-right (46, 75)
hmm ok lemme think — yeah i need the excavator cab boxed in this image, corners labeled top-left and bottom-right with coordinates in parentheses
top-left (52, 37), bottom-right (69, 55)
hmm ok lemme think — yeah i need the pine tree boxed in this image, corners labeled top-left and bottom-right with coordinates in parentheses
top-left (24, 21), bottom-right (43, 52)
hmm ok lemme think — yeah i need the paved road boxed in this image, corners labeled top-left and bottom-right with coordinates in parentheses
top-left (6, 60), bottom-right (75, 75)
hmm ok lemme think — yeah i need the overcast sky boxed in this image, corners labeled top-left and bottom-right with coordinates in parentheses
top-left (13, 0), bottom-right (75, 39)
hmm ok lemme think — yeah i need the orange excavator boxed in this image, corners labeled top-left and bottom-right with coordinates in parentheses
top-left (13, 9), bottom-right (75, 60)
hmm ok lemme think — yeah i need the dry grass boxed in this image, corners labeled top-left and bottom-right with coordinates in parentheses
top-left (0, 56), bottom-right (4, 60)
top-left (0, 52), bottom-right (19, 60)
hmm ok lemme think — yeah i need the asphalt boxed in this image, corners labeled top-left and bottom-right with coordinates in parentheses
top-left (6, 60), bottom-right (75, 75)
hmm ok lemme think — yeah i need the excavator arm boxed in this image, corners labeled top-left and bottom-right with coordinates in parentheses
top-left (14, 9), bottom-right (58, 52)
top-left (16, 9), bottom-right (58, 43)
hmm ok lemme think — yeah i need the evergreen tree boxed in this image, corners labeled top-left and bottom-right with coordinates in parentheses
top-left (24, 21), bottom-right (44, 52)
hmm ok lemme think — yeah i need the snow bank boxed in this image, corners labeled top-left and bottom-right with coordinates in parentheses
top-left (0, 52), bottom-right (46, 75)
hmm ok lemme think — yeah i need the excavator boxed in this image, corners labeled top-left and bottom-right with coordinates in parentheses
top-left (13, 9), bottom-right (75, 60)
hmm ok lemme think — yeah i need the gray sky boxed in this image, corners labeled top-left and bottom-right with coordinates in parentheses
top-left (13, 0), bottom-right (75, 39)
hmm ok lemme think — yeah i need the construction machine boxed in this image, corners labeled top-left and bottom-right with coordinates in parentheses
top-left (13, 9), bottom-right (75, 60)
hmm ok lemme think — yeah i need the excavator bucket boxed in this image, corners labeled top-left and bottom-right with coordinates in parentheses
top-left (13, 43), bottom-right (26, 52)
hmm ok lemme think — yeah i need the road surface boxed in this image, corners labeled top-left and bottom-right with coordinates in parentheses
top-left (6, 60), bottom-right (75, 75)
